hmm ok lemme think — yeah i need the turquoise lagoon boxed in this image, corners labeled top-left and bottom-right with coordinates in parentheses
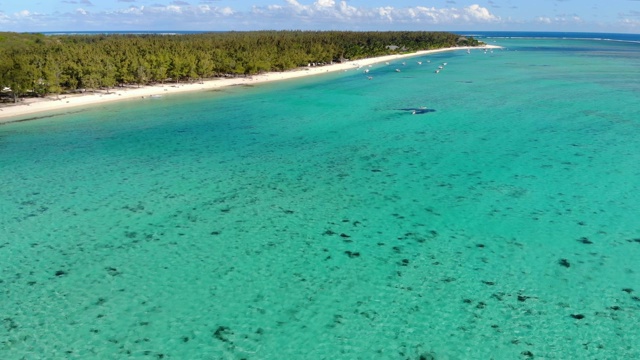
top-left (1, 36), bottom-right (640, 359)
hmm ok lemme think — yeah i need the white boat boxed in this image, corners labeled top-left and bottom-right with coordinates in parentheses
top-left (395, 69), bottom-right (401, 72)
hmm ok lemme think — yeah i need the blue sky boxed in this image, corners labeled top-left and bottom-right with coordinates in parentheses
top-left (0, 0), bottom-right (638, 33)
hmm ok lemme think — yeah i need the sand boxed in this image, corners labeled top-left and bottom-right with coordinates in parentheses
top-left (0, 45), bottom-right (500, 124)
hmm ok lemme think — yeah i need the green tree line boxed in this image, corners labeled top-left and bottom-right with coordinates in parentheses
top-left (0, 31), bottom-right (480, 102)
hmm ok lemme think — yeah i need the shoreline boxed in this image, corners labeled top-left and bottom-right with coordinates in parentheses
top-left (0, 45), bottom-right (500, 125)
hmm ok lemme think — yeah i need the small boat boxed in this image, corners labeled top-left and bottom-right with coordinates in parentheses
top-left (367, 76), bottom-right (373, 80)
top-left (434, 70), bottom-right (440, 74)
top-left (417, 61), bottom-right (422, 65)
top-left (395, 69), bottom-right (401, 72)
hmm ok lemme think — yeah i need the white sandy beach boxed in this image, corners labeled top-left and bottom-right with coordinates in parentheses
top-left (0, 45), bottom-right (500, 124)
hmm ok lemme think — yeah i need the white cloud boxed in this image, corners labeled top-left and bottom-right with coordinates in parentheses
top-left (316, 0), bottom-right (335, 7)
top-left (377, 7), bottom-right (393, 22)
top-left (0, 3), bottom-right (505, 31)
top-left (121, 6), bottom-right (144, 15)
top-left (338, 1), bottom-right (358, 17)
top-left (619, 18), bottom-right (640, 29)
top-left (0, 3), bottom-right (236, 31)
top-left (249, 1), bottom-right (500, 26)
top-left (536, 16), bottom-right (552, 24)
top-left (464, 4), bottom-right (498, 21)
top-left (15, 10), bottom-right (33, 17)
top-left (7, 9), bottom-right (51, 26)
top-left (108, 3), bottom-right (233, 17)
top-left (0, 1), bottom-right (621, 32)
top-left (534, 14), bottom-right (583, 26)
top-left (252, 0), bottom-right (362, 23)
top-left (165, 5), bottom-right (183, 14)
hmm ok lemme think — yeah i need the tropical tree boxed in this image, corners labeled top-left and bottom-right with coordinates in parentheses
top-left (0, 31), bottom-right (481, 102)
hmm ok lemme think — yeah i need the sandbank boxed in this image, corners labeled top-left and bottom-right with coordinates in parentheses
top-left (0, 45), bottom-right (501, 125)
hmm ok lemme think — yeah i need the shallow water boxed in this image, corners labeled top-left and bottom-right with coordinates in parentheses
top-left (1, 37), bottom-right (640, 359)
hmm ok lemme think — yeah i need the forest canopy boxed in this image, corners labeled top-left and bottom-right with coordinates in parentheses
top-left (0, 31), bottom-right (481, 102)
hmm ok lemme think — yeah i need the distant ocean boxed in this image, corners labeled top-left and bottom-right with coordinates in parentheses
top-left (464, 31), bottom-right (640, 42)
top-left (41, 30), bottom-right (640, 41)
top-left (1, 33), bottom-right (639, 359)
top-left (41, 30), bottom-right (217, 35)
